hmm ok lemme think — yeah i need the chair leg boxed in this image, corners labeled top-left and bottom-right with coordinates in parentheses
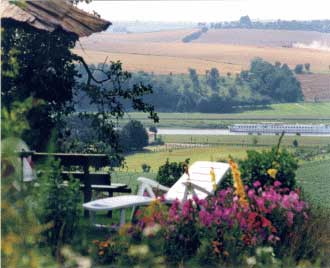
top-left (120, 209), bottom-right (125, 226)
top-left (107, 190), bottom-right (113, 218)
top-left (130, 206), bottom-right (140, 224)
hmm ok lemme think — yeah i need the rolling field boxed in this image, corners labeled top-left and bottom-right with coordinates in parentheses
top-left (75, 28), bottom-right (330, 101)
top-left (74, 42), bottom-right (330, 75)
top-left (296, 159), bottom-right (330, 208)
top-left (193, 28), bottom-right (330, 48)
top-left (123, 103), bottom-right (330, 128)
top-left (161, 135), bottom-right (330, 148)
top-left (297, 74), bottom-right (330, 101)
top-left (75, 29), bottom-right (330, 75)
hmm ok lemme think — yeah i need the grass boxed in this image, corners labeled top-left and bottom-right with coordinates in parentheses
top-left (122, 102), bottom-right (330, 128)
top-left (296, 158), bottom-right (330, 209)
top-left (120, 145), bottom-right (263, 172)
top-left (161, 134), bottom-right (330, 147)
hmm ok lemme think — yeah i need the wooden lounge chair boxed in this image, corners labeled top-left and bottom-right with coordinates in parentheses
top-left (83, 161), bottom-right (230, 226)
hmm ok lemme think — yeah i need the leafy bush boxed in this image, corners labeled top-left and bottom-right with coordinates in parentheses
top-left (239, 147), bottom-right (298, 190)
top-left (156, 158), bottom-right (190, 187)
top-left (1, 100), bottom-right (55, 267)
top-left (120, 120), bottom-right (149, 152)
top-left (35, 158), bottom-right (82, 256)
top-left (141, 163), bottom-right (151, 173)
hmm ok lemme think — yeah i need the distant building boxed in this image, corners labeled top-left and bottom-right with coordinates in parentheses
top-left (229, 123), bottom-right (330, 134)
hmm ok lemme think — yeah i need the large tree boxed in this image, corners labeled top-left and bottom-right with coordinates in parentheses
top-left (1, 21), bottom-right (78, 149)
top-left (2, 19), bottom-right (158, 156)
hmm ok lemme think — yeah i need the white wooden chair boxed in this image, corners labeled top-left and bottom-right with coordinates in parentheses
top-left (83, 161), bottom-right (230, 226)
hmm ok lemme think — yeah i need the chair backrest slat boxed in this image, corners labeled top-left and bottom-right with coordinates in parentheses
top-left (165, 161), bottom-right (230, 201)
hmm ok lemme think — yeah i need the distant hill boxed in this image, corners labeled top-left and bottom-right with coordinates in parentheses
top-left (76, 28), bottom-right (330, 102)
top-left (191, 29), bottom-right (330, 48)
top-left (108, 21), bottom-right (196, 33)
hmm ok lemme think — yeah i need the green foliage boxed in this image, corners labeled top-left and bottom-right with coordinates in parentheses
top-left (1, 98), bottom-right (32, 139)
top-left (248, 58), bottom-right (303, 102)
top-left (120, 120), bottom-right (149, 152)
top-left (1, 101), bottom-right (54, 268)
top-left (67, 62), bottom-right (158, 165)
top-left (156, 158), bottom-right (190, 187)
top-left (163, 220), bottom-right (200, 263)
top-left (293, 139), bottom-right (299, 148)
top-left (141, 163), bottom-right (151, 173)
top-left (1, 22), bottom-right (78, 150)
top-left (35, 158), bottom-right (82, 255)
top-left (294, 64), bottom-right (304, 74)
top-left (239, 147), bottom-right (298, 190)
top-left (304, 63), bottom-right (311, 72)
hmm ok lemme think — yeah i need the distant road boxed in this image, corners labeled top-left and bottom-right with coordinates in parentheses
top-left (158, 128), bottom-right (330, 137)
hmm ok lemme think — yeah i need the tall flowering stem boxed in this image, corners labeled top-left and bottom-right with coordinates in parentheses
top-left (229, 159), bottom-right (248, 207)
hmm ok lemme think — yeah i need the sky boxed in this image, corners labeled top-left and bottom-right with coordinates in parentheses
top-left (79, 0), bottom-right (330, 22)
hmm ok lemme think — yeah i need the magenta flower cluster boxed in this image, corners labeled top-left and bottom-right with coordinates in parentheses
top-left (138, 180), bottom-right (308, 250)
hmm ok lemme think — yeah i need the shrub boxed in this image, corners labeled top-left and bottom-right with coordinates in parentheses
top-left (156, 158), bottom-right (190, 187)
top-left (239, 147), bottom-right (298, 190)
top-left (141, 163), bottom-right (151, 173)
top-left (35, 158), bottom-right (82, 256)
top-left (120, 120), bottom-right (148, 152)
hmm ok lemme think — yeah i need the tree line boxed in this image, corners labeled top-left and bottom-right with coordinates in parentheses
top-left (209, 16), bottom-right (330, 33)
top-left (75, 58), bottom-right (303, 114)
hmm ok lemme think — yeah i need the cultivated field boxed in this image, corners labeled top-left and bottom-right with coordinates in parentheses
top-left (161, 135), bottom-right (330, 148)
top-left (75, 28), bottom-right (330, 103)
top-left (123, 102), bottom-right (330, 128)
top-left (297, 74), bottom-right (330, 101)
top-left (296, 159), bottom-right (330, 208)
top-left (193, 29), bottom-right (330, 48)
top-left (75, 29), bottom-right (330, 75)
top-left (74, 42), bottom-right (330, 75)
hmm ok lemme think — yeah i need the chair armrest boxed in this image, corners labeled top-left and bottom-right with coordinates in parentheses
top-left (182, 181), bottom-right (213, 196)
top-left (137, 177), bottom-right (170, 192)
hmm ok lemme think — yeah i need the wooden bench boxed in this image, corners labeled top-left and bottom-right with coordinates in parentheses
top-left (19, 152), bottom-right (131, 217)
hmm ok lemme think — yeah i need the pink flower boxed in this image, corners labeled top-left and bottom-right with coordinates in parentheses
top-left (274, 181), bottom-right (282, 187)
top-left (199, 210), bottom-right (213, 227)
top-left (287, 211), bottom-right (294, 226)
top-left (253, 181), bottom-right (261, 188)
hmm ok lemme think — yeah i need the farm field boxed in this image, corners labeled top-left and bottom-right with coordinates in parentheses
top-left (296, 159), bottom-right (330, 208)
top-left (161, 134), bottom-right (330, 148)
top-left (122, 102), bottom-right (330, 128)
top-left (193, 28), bottom-right (330, 48)
top-left (73, 43), bottom-right (330, 75)
top-left (297, 74), bottom-right (330, 101)
top-left (75, 29), bottom-right (330, 75)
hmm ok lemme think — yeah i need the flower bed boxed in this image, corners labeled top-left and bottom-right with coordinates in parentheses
top-left (91, 160), bottom-right (318, 267)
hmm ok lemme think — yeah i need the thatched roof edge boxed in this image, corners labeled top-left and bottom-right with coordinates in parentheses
top-left (1, 0), bottom-right (111, 37)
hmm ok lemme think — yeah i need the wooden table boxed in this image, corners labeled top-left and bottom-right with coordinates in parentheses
top-left (19, 152), bottom-right (131, 217)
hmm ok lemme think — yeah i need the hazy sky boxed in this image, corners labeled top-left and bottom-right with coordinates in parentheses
top-left (79, 0), bottom-right (330, 22)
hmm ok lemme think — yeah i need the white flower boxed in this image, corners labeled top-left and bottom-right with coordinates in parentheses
top-left (246, 256), bottom-right (257, 266)
top-left (142, 224), bottom-right (161, 237)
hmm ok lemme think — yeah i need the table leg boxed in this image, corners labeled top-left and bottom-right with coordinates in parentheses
top-left (120, 209), bottom-right (125, 226)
